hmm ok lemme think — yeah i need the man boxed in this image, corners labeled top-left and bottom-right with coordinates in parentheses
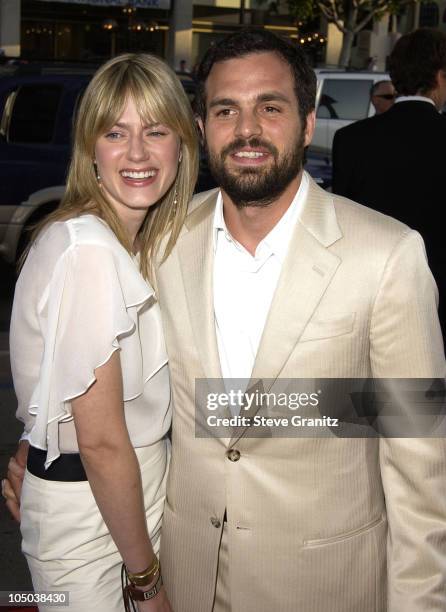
top-left (178, 59), bottom-right (190, 74)
top-left (332, 28), bottom-right (446, 335)
top-left (370, 79), bottom-right (396, 114)
top-left (5, 28), bottom-right (446, 612)
top-left (154, 29), bottom-right (446, 611)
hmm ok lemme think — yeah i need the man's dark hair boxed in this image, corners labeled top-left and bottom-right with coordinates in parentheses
top-left (194, 27), bottom-right (316, 125)
top-left (389, 28), bottom-right (446, 96)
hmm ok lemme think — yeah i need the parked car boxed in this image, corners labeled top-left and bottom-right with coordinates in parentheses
top-left (311, 70), bottom-right (391, 156)
top-left (0, 67), bottom-right (94, 264)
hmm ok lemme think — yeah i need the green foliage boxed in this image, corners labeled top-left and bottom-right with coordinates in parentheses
top-left (287, 0), bottom-right (421, 28)
top-left (287, 0), bottom-right (317, 22)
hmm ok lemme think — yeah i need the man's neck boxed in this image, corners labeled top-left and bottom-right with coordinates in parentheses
top-left (416, 89), bottom-right (441, 110)
top-left (221, 172), bottom-right (302, 256)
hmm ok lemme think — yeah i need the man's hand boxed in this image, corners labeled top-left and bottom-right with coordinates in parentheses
top-left (2, 440), bottom-right (29, 522)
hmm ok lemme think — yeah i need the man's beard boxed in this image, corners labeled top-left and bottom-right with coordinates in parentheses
top-left (205, 132), bottom-right (306, 209)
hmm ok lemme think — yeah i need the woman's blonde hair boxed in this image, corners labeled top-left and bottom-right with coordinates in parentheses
top-left (28, 53), bottom-right (199, 279)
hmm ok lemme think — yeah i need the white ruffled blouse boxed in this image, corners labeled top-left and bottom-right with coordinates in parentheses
top-left (10, 215), bottom-right (171, 468)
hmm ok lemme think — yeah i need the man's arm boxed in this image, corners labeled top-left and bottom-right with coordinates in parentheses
top-left (371, 229), bottom-right (446, 611)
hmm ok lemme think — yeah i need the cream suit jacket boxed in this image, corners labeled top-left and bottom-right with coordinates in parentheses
top-left (156, 176), bottom-right (446, 612)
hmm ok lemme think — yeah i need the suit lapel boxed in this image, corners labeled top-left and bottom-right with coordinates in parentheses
top-left (229, 178), bottom-right (343, 446)
top-left (177, 191), bottom-right (223, 383)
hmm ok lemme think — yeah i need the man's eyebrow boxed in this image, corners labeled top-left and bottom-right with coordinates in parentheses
top-left (256, 92), bottom-right (292, 105)
top-left (208, 97), bottom-right (237, 110)
top-left (208, 92), bottom-right (292, 109)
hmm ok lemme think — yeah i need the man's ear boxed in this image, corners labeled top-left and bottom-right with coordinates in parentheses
top-left (435, 68), bottom-right (446, 92)
top-left (435, 68), bottom-right (446, 85)
top-left (304, 110), bottom-right (316, 148)
top-left (196, 115), bottom-right (205, 144)
top-left (430, 69), bottom-right (446, 110)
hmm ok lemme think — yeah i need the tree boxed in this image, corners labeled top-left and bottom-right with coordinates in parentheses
top-left (286, 0), bottom-right (420, 67)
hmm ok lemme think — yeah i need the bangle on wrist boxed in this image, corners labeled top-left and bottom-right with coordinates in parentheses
top-left (135, 569), bottom-right (160, 591)
top-left (125, 557), bottom-right (160, 587)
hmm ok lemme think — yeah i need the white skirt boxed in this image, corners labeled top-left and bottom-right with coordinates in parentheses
top-left (20, 438), bottom-right (170, 612)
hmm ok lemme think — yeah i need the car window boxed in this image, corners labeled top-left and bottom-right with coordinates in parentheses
top-left (8, 84), bottom-right (63, 144)
top-left (317, 79), bottom-right (373, 121)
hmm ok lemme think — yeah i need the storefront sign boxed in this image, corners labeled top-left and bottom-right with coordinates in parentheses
top-left (38, 0), bottom-right (171, 9)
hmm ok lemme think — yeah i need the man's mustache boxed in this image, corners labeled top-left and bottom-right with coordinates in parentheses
top-left (220, 138), bottom-right (279, 160)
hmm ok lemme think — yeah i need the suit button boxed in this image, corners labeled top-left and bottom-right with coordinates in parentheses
top-left (226, 449), bottom-right (241, 462)
top-left (210, 517), bottom-right (221, 528)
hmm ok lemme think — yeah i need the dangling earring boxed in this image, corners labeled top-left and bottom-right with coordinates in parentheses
top-left (173, 187), bottom-right (178, 213)
top-left (173, 150), bottom-right (181, 212)
top-left (93, 159), bottom-right (101, 182)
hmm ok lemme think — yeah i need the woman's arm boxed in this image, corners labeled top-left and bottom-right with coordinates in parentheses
top-left (72, 350), bottom-right (172, 611)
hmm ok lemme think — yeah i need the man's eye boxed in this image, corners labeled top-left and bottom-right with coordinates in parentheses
top-left (216, 109), bottom-right (235, 117)
top-left (264, 106), bottom-right (280, 113)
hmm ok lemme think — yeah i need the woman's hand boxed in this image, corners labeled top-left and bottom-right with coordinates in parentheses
top-left (2, 440), bottom-right (29, 521)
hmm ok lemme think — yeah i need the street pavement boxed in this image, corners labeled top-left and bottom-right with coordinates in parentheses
top-left (0, 260), bottom-right (33, 594)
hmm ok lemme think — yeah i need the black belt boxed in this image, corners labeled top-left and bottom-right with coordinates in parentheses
top-left (27, 447), bottom-right (87, 481)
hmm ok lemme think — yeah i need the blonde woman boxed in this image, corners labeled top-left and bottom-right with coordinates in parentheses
top-left (7, 54), bottom-right (198, 611)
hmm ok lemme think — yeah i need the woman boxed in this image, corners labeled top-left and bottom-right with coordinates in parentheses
top-left (5, 53), bottom-right (198, 611)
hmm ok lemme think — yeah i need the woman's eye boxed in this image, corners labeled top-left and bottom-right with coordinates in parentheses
top-left (105, 132), bottom-right (122, 140)
top-left (147, 131), bottom-right (166, 137)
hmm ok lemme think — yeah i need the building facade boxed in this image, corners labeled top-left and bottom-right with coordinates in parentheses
top-left (0, 0), bottom-right (325, 67)
top-left (1, 0), bottom-right (445, 69)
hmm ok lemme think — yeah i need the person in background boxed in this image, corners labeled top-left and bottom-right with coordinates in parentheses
top-left (332, 28), bottom-right (446, 337)
top-left (178, 59), bottom-right (190, 74)
top-left (2, 53), bottom-right (198, 611)
top-left (370, 79), bottom-right (396, 114)
top-left (366, 55), bottom-right (378, 71)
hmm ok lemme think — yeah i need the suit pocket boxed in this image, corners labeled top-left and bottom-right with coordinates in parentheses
top-left (300, 312), bottom-right (356, 342)
top-left (303, 514), bottom-right (385, 548)
top-left (299, 513), bottom-right (387, 612)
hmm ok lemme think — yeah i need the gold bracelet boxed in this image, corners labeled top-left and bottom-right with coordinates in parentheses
top-left (126, 558), bottom-right (160, 587)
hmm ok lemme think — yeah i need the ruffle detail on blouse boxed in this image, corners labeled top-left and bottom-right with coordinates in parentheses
top-left (27, 234), bottom-right (167, 469)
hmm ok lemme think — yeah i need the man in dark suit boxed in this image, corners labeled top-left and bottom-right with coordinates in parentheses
top-left (332, 29), bottom-right (446, 334)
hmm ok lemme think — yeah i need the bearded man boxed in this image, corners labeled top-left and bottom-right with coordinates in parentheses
top-left (155, 28), bottom-right (446, 612)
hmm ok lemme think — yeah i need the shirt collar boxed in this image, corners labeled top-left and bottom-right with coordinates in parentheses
top-left (213, 171), bottom-right (309, 265)
top-left (395, 95), bottom-right (436, 107)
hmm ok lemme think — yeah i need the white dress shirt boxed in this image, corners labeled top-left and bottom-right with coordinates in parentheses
top-left (395, 95), bottom-right (436, 107)
top-left (213, 172), bottom-right (309, 390)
